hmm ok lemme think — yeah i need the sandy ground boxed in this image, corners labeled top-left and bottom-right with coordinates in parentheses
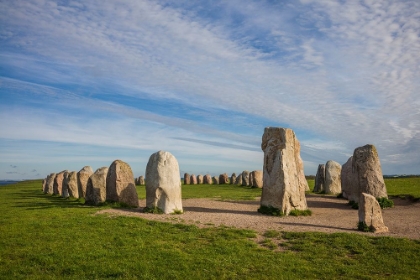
top-left (97, 194), bottom-right (420, 240)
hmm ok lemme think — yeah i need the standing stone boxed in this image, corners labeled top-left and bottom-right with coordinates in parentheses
top-left (241, 171), bottom-right (250, 186)
top-left (313, 164), bottom-right (325, 193)
top-left (65, 171), bottom-right (79, 198)
top-left (230, 173), bottom-right (237, 185)
top-left (249, 172), bottom-right (254, 187)
top-left (53, 170), bottom-right (68, 195)
top-left (197, 175), bottom-right (204, 184)
top-left (341, 156), bottom-right (359, 201)
top-left (139, 175), bottom-right (145, 185)
top-left (45, 173), bottom-right (56, 194)
top-left (358, 193), bottom-right (388, 233)
top-left (353, 144), bottom-right (387, 199)
top-left (212, 176), bottom-right (219, 185)
top-left (106, 160), bottom-right (139, 207)
top-left (77, 166), bottom-right (93, 199)
top-left (203, 174), bottom-right (212, 184)
top-left (190, 174), bottom-right (197, 185)
top-left (325, 160), bottom-right (342, 195)
top-left (184, 173), bottom-right (190, 185)
top-left (145, 151), bottom-right (183, 214)
top-left (251, 170), bottom-right (263, 188)
top-left (260, 127), bottom-right (308, 215)
top-left (42, 179), bottom-right (46, 191)
top-left (85, 167), bottom-right (108, 205)
top-left (219, 173), bottom-right (229, 184)
top-left (235, 174), bottom-right (243, 185)
top-left (62, 171), bottom-right (70, 198)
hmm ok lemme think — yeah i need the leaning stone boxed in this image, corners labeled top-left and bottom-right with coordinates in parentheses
top-left (190, 174), bottom-right (197, 185)
top-left (251, 170), bottom-right (263, 188)
top-left (145, 151), bottom-right (183, 214)
top-left (325, 160), bottom-right (342, 195)
top-left (203, 174), bottom-right (212, 184)
top-left (77, 166), bottom-right (93, 199)
top-left (314, 164), bottom-right (325, 193)
top-left (241, 171), bottom-right (250, 186)
top-left (106, 159), bottom-right (139, 207)
top-left (85, 167), bottom-right (108, 205)
top-left (212, 176), bottom-right (219, 185)
top-left (45, 173), bottom-right (56, 194)
top-left (230, 173), bottom-right (237, 184)
top-left (260, 127), bottom-right (308, 215)
top-left (53, 170), bottom-right (68, 195)
top-left (219, 173), bottom-right (229, 184)
top-left (353, 144), bottom-right (387, 199)
top-left (184, 173), bottom-right (190, 185)
top-left (358, 193), bottom-right (388, 233)
top-left (197, 175), bottom-right (204, 184)
top-left (66, 171), bottom-right (79, 198)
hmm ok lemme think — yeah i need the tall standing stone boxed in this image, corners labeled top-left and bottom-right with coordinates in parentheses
top-left (62, 171), bottom-right (70, 198)
top-left (230, 173), bottom-right (237, 185)
top-left (145, 151), bottom-right (183, 214)
top-left (197, 175), bottom-right (204, 184)
top-left (313, 164), bottom-right (325, 193)
top-left (77, 166), bottom-right (93, 199)
top-left (324, 160), bottom-right (342, 195)
top-left (45, 173), bottom-right (56, 194)
top-left (139, 176), bottom-right (145, 185)
top-left (184, 173), bottom-right (190, 185)
top-left (66, 171), bottom-right (79, 198)
top-left (353, 144), bottom-right (387, 199)
top-left (358, 193), bottom-right (388, 233)
top-left (341, 156), bottom-right (359, 201)
top-left (260, 127), bottom-right (308, 215)
top-left (251, 170), bottom-right (263, 188)
top-left (53, 170), bottom-right (68, 195)
top-left (203, 174), bottom-right (212, 184)
top-left (85, 167), bottom-right (108, 205)
top-left (106, 160), bottom-right (139, 207)
top-left (190, 174), bottom-right (197, 185)
top-left (241, 171), bottom-right (250, 186)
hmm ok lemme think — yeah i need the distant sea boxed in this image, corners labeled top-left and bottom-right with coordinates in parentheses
top-left (0, 180), bottom-right (21, 186)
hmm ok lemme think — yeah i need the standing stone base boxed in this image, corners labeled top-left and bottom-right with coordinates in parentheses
top-left (358, 193), bottom-right (388, 233)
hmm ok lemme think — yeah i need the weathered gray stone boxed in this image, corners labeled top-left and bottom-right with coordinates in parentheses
top-left (325, 160), bottom-right (342, 195)
top-left (66, 171), bottom-right (79, 198)
top-left (145, 151), bottom-right (183, 214)
top-left (45, 173), bottom-right (56, 194)
top-left (212, 176), bottom-right (219, 185)
top-left (77, 166), bottom-right (93, 199)
top-left (251, 170), bottom-right (263, 188)
top-left (106, 160), bottom-right (139, 207)
top-left (85, 167), bottom-right (108, 205)
top-left (235, 174), bottom-right (243, 185)
top-left (197, 175), bottom-right (204, 184)
top-left (249, 172), bottom-right (254, 187)
top-left (260, 127), bottom-right (308, 215)
top-left (241, 171), bottom-right (250, 186)
top-left (341, 156), bottom-right (359, 201)
top-left (139, 175), bottom-right (145, 185)
top-left (358, 193), bottom-right (388, 233)
top-left (190, 174), bottom-right (197, 185)
top-left (62, 171), bottom-right (70, 198)
top-left (184, 173), bottom-right (190, 185)
top-left (219, 173), bottom-right (229, 184)
top-left (353, 144), bottom-right (387, 199)
top-left (203, 174), bottom-right (212, 184)
top-left (53, 170), bottom-right (68, 195)
top-left (230, 173), bottom-right (237, 184)
top-left (313, 164), bottom-right (325, 193)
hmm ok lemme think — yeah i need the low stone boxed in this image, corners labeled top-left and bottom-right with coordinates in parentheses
top-left (77, 166), bottom-right (93, 199)
top-left (197, 175), bottom-right (204, 184)
top-left (212, 176), bottom-right (219, 185)
top-left (145, 151), bottom-right (183, 214)
top-left (203, 174), bottom-right (212, 184)
top-left (106, 160), bottom-right (139, 207)
top-left (85, 167), bottom-right (108, 205)
top-left (314, 164), bottom-right (325, 193)
top-left (184, 173), bottom-right (190, 185)
top-left (358, 193), bottom-right (388, 233)
top-left (219, 173), bottom-right (229, 184)
top-left (325, 160), bottom-right (342, 195)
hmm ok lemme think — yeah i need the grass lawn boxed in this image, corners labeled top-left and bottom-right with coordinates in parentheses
top-left (385, 177), bottom-right (420, 199)
top-left (0, 179), bottom-right (419, 279)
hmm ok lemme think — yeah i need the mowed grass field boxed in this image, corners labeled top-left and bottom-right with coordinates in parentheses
top-left (0, 178), bottom-right (419, 279)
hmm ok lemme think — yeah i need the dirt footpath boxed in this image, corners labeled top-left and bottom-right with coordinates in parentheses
top-left (97, 194), bottom-right (420, 239)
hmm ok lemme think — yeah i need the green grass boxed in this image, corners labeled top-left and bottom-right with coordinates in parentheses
top-left (385, 177), bottom-right (420, 200)
top-left (0, 180), bottom-right (419, 279)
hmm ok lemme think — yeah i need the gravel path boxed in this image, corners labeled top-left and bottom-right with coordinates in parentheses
top-left (97, 194), bottom-right (420, 239)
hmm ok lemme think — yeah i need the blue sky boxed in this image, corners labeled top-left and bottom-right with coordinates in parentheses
top-left (1, 0), bottom-right (419, 180)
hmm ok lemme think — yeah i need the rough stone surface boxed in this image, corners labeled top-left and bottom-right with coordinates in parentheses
top-left (235, 174), bottom-right (243, 185)
top-left (106, 160), bottom-right (139, 207)
top-left (251, 170), bottom-right (263, 188)
top-left (241, 171), bottom-right (250, 186)
top-left (197, 175), bottom-right (204, 184)
top-left (341, 156), bottom-right (359, 201)
top-left (358, 193), bottom-right (389, 233)
top-left (325, 160), bottom-right (342, 195)
top-left (212, 176), bottom-right (219, 185)
top-left (62, 171), bottom-right (70, 198)
top-left (45, 173), bottom-right (56, 194)
top-left (249, 172), bottom-right (254, 187)
top-left (314, 164), bottom-right (325, 193)
top-left (77, 166), bottom-right (93, 199)
top-left (203, 174), bottom-right (212, 184)
top-left (66, 171), bottom-right (79, 198)
top-left (85, 167), bottom-right (108, 205)
top-left (219, 173), bottom-right (229, 184)
top-left (260, 127), bottom-right (308, 215)
top-left (230, 173), bottom-right (237, 185)
top-left (145, 151), bottom-right (183, 214)
top-left (139, 176), bottom-right (145, 185)
top-left (53, 170), bottom-right (68, 195)
top-left (190, 174), bottom-right (197, 185)
top-left (353, 144), bottom-right (387, 199)
top-left (184, 173), bottom-right (190, 185)
top-left (42, 179), bottom-right (46, 192)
